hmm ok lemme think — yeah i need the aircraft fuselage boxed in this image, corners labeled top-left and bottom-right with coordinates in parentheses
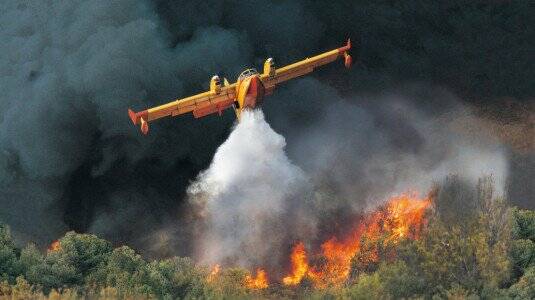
top-left (235, 74), bottom-right (265, 119)
top-left (128, 39), bottom-right (352, 134)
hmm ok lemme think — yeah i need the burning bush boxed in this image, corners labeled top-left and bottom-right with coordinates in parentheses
top-left (281, 193), bottom-right (431, 288)
top-left (0, 177), bottom-right (533, 299)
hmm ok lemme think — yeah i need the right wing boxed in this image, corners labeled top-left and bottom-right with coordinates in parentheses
top-left (128, 80), bottom-right (236, 134)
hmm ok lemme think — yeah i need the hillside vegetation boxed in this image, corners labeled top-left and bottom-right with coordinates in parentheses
top-left (0, 177), bottom-right (534, 299)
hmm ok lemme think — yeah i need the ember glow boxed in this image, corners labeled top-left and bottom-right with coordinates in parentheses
top-left (282, 192), bottom-right (432, 287)
top-left (47, 240), bottom-right (61, 252)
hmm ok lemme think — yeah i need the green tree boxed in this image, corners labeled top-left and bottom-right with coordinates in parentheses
top-left (11, 276), bottom-right (34, 299)
top-left (0, 280), bottom-right (11, 296)
top-left (511, 208), bottom-right (535, 241)
top-left (146, 256), bottom-right (209, 299)
top-left (19, 243), bottom-right (44, 284)
top-left (57, 231), bottom-right (113, 279)
top-left (510, 208), bottom-right (535, 280)
top-left (31, 253), bottom-right (80, 293)
top-left (437, 283), bottom-right (480, 300)
top-left (31, 231), bottom-right (112, 293)
top-left (508, 266), bottom-right (535, 300)
top-left (416, 177), bottom-right (513, 294)
top-left (99, 245), bottom-right (150, 296)
top-left (511, 239), bottom-right (535, 274)
top-left (345, 272), bottom-right (388, 300)
top-left (474, 183), bottom-right (512, 289)
top-left (209, 267), bottom-right (249, 299)
top-left (418, 221), bottom-right (482, 293)
top-left (376, 260), bottom-right (425, 299)
top-left (0, 224), bottom-right (21, 283)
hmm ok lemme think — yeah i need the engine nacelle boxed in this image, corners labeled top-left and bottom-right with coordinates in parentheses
top-left (210, 75), bottom-right (221, 94)
top-left (263, 58), bottom-right (275, 77)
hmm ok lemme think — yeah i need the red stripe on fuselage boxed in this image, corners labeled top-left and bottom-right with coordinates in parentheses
top-left (244, 76), bottom-right (265, 108)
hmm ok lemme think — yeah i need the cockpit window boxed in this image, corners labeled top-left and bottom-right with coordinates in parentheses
top-left (238, 68), bottom-right (259, 81)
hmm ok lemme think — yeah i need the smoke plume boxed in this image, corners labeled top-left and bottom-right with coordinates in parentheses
top-left (0, 0), bottom-right (532, 256)
top-left (186, 96), bottom-right (508, 274)
top-left (188, 110), bottom-right (314, 273)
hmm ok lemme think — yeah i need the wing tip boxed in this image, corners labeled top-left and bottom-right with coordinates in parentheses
top-left (140, 117), bottom-right (149, 135)
top-left (339, 38), bottom-right (352, 68)
top-left (344, 53), bottom-right (352, 69)
top-left (128, 108), bottom-right (138, 125)
top-left (128, 108), bottom-right (150, 134)
top-left (338, 38), bottom-right (352, 53)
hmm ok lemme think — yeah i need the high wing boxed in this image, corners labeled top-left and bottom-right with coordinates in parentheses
top-left (260, 39), bottom-right (352, 92)
top-left (128, 39), bottom-right (352, 134)
top-left (128, 77), bottom-right (236, 134)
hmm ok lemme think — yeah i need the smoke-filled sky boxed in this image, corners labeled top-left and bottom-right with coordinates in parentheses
top-left (0, 0), bottom-right (533, 257)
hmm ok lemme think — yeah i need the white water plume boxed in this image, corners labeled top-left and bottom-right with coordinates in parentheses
top-left (188, 109), bottom-right (314, 268)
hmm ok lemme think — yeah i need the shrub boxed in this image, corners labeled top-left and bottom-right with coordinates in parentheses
top-left (507, 267), bottom-right (535, 299)
top-left (376, 260), bottom-right (425, 299)
top-left (146, 257), bottom-right (209, 299)
top-left (0, 224), bottom-right (20, 283)
top-left (345, 272), bottom-right (388, 300)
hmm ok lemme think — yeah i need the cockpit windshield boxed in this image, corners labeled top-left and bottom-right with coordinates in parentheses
top-left (238, 68), bottom-right (259, 81)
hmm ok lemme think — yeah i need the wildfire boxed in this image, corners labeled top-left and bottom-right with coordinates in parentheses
top-left (48, 240), bottom-right (61, 252)
top-left (282, 192), bottom-right (431, 287)
top-left (245, 268), bottom-right (269, 289)
top-left (383, 193), bottom-right (431, 240)
top-left (282, 242), bottom-right (309, 285)
top-left (198, 192), bottom-right (430, 290)
top-left (207, 264), bottom-right (220, 282)
top-left (208, 264), bottom-right (268, 289)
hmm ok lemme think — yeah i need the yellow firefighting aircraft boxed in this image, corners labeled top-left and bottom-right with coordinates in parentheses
top-left (128, 39), bottom-right (352, 134)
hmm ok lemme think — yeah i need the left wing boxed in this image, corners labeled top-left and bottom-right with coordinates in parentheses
top-left (260, 39), bottom-right (352, 92)
top-left (128, 77), bottom-right (236, 134)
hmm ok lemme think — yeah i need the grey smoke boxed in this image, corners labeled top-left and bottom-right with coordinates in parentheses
top-left (0, 0), bottom-right (249, 245)
top-left (265, 79), bottom-right (508, 208)
top-left (0, 0), bottom-right (531, 257)
top-left (186, 92), bottom-right (507, 274)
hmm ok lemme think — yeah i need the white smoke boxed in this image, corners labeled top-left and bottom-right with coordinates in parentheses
top-left (271, 85), bottom-right (510, 209)
top-left (188, 110), bottom-right (314, 268)
top-left (185, 93), bottom-right (509, 272)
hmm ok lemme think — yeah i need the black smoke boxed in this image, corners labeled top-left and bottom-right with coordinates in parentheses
top-left (0, 0), bottom-right (533, 257)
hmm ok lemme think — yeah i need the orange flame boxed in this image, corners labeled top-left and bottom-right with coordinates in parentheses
top-left (282, 242), bottom-right (309, 285)
top-left (245, 268), bottom-right (269, 289)
top-left (282, 192), bottom-right (431, 287)
top-left (48, 240), bottom-right (61, 252)
top-left (207, 264), bottom-right (220, 282)
top-left (383, 193), bottom-right (431, 240)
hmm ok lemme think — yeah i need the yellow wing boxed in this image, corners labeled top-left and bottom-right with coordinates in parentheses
top-left (128, 76), bottom-right (236, 134)
top-left (260, 39), bottom-right (352, 92)
top-left (128, 40), bottom-right (351, 134)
